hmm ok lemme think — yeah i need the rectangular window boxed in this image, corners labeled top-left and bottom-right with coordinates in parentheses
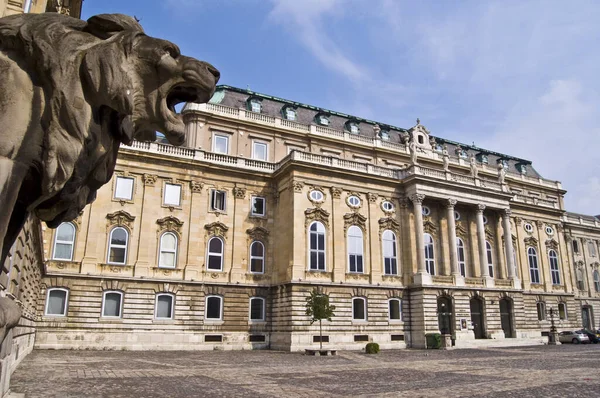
top-left (252, 142), bottom-right (268, 161)
top-left (213, 134), bottom-right (229, 154)
top-left (102, 292), bottom-right (123, 318)
top-left (164, 183), bottom-right (182, 206)
top-left (250, 298), bottom-right (265, 322)
top-left (352, 298), bottom-right (366, 321)
top-left (251, 197), bottom-right (266, 216)
top-left (155, 294), bottom-right (174, 319)
top-left (206, 296), bottom-right (222, 320)
top-left (114, 177), bottom-right (134, 200)
top-left (211, 190), bottom-right (226, 212)
top-left (389, 299), bottom-right (401, 321)
top-left (572, 240), bottom-right (579, 253)
top-left (45, 289), bottom-right (68, 316)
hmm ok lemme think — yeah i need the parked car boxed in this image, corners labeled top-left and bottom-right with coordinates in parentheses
top-left (577, 329), bottom-right (599, 344)
top-left (558, 331), bottom-right (590, 344)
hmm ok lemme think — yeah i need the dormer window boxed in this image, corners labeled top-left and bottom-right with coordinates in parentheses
top-left (476, 153), bottom-right (489, 164)
top-left (283, 107), bottom-right (297, 121)
top-left (380, 130), bottom-right (390, 141)
top-left (499, 159), bottom-right (509, 170)
top-left (517, 164), bottom-right (527, 174)
top-left (316, 114), bottom-right (330, 126)
top-left (248, 98), bottom-right (262, 113)
top-left (459, 149), bottom-right (468, 159)
top-left (435, 143), bottom-right (444, 152)
top-left (346, 121), bottom-right (360, 134)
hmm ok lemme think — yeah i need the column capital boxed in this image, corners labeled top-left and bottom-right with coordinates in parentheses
top-left (503, 208), bottom-right (512, 217)
top-left (446, 199), bottom-right (457, 209)
top-left (476, 204), bottom-right (486, 213)
top-left (409, 194), bottom-right (426, 204)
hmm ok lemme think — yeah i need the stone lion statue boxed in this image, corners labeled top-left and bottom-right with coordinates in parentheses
top-left (0, 13), bottom-right (219, 265)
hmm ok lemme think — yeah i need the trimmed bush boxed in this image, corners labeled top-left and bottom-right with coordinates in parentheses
top-left (365, 342), bottom-right (380, 354)
top-left (425, 333), bottom-right (442, 349)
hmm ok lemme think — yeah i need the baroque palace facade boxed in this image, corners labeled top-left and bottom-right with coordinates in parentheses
top-left (35, 86), bottom-right (600, 351)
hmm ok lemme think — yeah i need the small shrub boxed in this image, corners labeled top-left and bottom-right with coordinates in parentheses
top-left (365, 342), bottom-right (380, 354)
top-left (425, 333), bottom-right (442, 349)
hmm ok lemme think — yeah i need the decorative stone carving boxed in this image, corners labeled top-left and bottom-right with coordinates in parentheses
top-left (545, 239), bottom-right (559, 251)
top-left (379, 217), bottom-right (400, 234)
top-left (143, 174), bottom-right (158, 186)
top-left (397, 197), bottom-right (409, 209)
top-left (476, 204), bottom-right (486, 213)
top-left (292, 181), bottom-right (304, 193)
top-left (469, 155), bottom-right (479, 178)
top-left (524, 236), bottom-right (538, 247)
top-left (156, 216), bottom-right (184, 234)
top-left (190, 181), bottom-right (204, 193)
top-left (485, 227), bottom-right (494, 242)
top-left (497, 163), bottom-right (506, 184)
top-left (409, 194), bottom-right (425, 204)
top-left (455, 222), bottom-right (468, 238)
top-left (233, 187), bottom-right (246, 199)
top-left (204, 222), bottom-right (229, 238)
top-left (330, 186), bottom-right (342, 199)
top-left (442, 145), bottom-right (450, 172)
top-left (423, 220), bottom-right (437, 236)
top-left (535, 220), bottom-right (545, 228)
top-left (305, 208), bottom-right (330, 228)
top-left (343, 212), bottom-right (367, 234)
top-left (0, 13), bottom-right (219, 266)
top-left (514, 217), bottom-right (523, 226)
top-left (106, 210), bottom-right (135, 229)
top-left (246, 227), bottom-right (269, 241)
top-left (367, 193), bottom-right (378, 203)
top-left (409, 139), bottom-right (418, 165)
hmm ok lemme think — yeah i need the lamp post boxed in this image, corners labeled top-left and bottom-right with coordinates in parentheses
top-left (547, 307), bottom-right (559, 345)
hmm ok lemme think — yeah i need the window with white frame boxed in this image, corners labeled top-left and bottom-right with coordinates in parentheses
top-left (53, 222), bottom-right (75, 261)
top-left (456, 238), bottom-right (466, 277)
top-left (249, 297), bottom-right (265, 322)
top-left (347, 195), bottom-right (361, 208)
top-left (249, 241), bottom-right (265, 273)
top-left (114, 176), bottom-right (134, 200)
top-left (528, 247), bottom-right (540, 284)
top-left (159, 232), bottom-right (178, 268)
top-left (210, 189), bottom-right (226, 212)
top-left (594, 270), bottom-right (600, 293)
top-left (102, 291), bottom-right (123, 318)
top-left (348, 123), bottom-right (359, 134)
top-left (249, 99), bottom-right (261, 113)
top-left (309, 221), bottom-right (326, 271)
top-left (309, 190), bottom-right (324, 202)
top-left (251, 196), bottom-right (265, 216)
top-left (424, 233), bottom-right (435, 275)
top-left (317, 115), bottom-right (329, 126)
top-left (382, 230), bottom-right (398, 275)
top-left (347, 226), bottom-right (364, 273)
top-left (285, 108), bottom-right (296, 121)
top-left (536, 302), bottom-right (546, 321)
top-left (45, 288), bottom-right (68, 316)
top-left (388, 298), bottom-right (402, 321)
top-left (107, 227), bottom-right (128, 265)
top-left (381, 201), bottom-right (394, 212)
top-left (213, 134), bottom-right (229, 154)
top-left (422, 206), bottom-right (431, 216)
top-left (207, 237), bottom-right (224, 271)
top-left (549, 249), bottom-right (560, 285)
top-left (589, 241), bottom-right (597, 257)
top-left (155, 293), bottom-right (174, 319)
top-left (252, 141), bottom-right (268, 161)
top-left (163, 183), bottom-right (182, 206)
top-left (380, 130), bottom-right (390, 141)
top-left (558, 302), bottom-right (567, 320)
top-left (205, 295), bottom-right (223, 320)
top-left (486, 241), bottom-right (494, 278)
top-left (352, 297), bottom-right (366, 321)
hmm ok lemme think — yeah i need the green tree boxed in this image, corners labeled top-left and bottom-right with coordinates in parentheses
top-left (305, 288), bottom-right (336, 349)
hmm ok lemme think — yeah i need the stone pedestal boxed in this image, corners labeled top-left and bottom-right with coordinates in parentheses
top-left (548, 331), bottom-right (560, 345)
top-left (440, 334), bottom-right (453, 350)
top-left (413, 272), bottom-right (432, 286)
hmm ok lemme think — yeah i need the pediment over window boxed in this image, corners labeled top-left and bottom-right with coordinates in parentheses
top-left (485, 227), bottom-right (494, 243)
top-left (524, 236), bottom-right (538, 247)
top-left (106, 211), bottom-right (135, 229)
top-left (157, 216), bottom-right (184, 233)
top-left (379, 217), bottom-right (400, 234)
top-left (246, 226), bottom-right (269, 241)
top-left (455, 222), bottom-right (467, 239)
top-left (305, 207), bottom-right (330, 228)
top-left (545, 238), bottom-right (559, 251)
top-left (344, 212), bottom-right (367, 233)
top-left (423, 219), bottom-right (437, 236)
top-left (205, 222), bottom-right (229, 237)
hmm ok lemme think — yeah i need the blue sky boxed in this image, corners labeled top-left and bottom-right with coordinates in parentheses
top-left (83, 0), bottom-right (600, 215)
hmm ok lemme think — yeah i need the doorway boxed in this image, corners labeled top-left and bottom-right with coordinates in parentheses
top-left (437, 296), bottom-right (453, 335)
top-left (499, 298), bottom-right (514, 338)
top-left (470, 297), bottom-right (485, 339)
top-left (582, 306), bottom-right (593, 330)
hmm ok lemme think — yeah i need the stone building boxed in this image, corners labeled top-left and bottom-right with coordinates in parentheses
top-left (36, 85), bottom-right (597, 351)
top-left (0, 0), bottom-right (82, 18)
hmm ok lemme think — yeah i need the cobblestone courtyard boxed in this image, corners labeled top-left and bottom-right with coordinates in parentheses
top-left (10, 345), bottom-right (600, 397)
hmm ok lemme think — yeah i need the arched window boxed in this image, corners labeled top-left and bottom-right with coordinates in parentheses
top-left (249, 297), bottom-right (265, 322)
top-left (107, 227), bottom-right (128, 265)
top-left (102, 291), bottom-right (123, 318)
top-left (249, 241), bottom-right (265, 273)
top-left (558, 302), bottom-right (567, 320)
top-left (424, 233), bottom-right (435, 275)
top-left (486, 241), bottom-right (494, 278)
top-left (382, 230), bottom-right (398, 275)
top-left (388, 298), bottom-right (402, 321)
top-left (528, 247), bottom-right (540, 284)
top-left (352, 297), bottom-right (366, 321)
top-left (548, 250), bottom-right (560, 285)
top-left (45, 288), bottom-right (69, 316)
top-left (594, 270), bottom-right (600, 293)
top-left (536, 302), bottom-right (546, 321)
top-left (53, 222), bottom-right (75, 261)
top-left (347, 226), bottom-right (364, 273)
top-left (309, 222), bottom-right (326, 271)
top-left (155, 293), bottom-right (174, 319)
top-left (205, 295), bottom-right (223, 320)
top-left (207, 237), bottom-right (224, 271)
top-left (456, 238), bottom-right (466, 277)
top-left (158, 232), bottom-right (178, 268)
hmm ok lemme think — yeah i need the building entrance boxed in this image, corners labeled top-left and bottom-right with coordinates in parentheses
top-left (437, 296), bottom-right (453, 335)
top-left (499, 298), bottom-right (514, 338)
top-left (470, 297), bottom-right (485, 339)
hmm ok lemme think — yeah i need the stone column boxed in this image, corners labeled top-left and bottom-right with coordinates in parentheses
top-left (446, 199), bottom-right (463, 286)
top-left (502, 209), bottom-right (517, 284)
top-left (476, 204), bottom-right (494, 286)
top-left (410, 194), bottom-right (431, 285)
